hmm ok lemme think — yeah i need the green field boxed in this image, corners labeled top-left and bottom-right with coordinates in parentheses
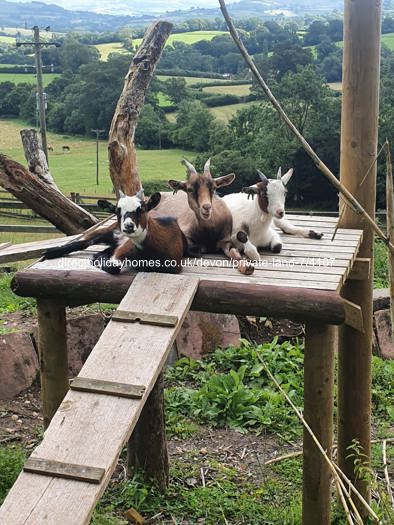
top-left (133, 30), bottom-right (227, 48)
top-left (328, 81), bottom-right (342, 91)
top-left (96, 31), bottom-right (228, 61)
top-left (94, 42), bottom-right (130, 60)
top-left (0, 35), bottom-right (16, 44)
top-left (209, 101), bottom-right (255, 122)
top-left (0, 119), bottom-right (193, 196)
top-left (157, 75), bottom-right (229, 86)
top-left (382, 32), bottom-right (394, 50)
top-left (0, 72), bottom-right (59, 85)
top-left (202, 83), bottom-right (252, 96)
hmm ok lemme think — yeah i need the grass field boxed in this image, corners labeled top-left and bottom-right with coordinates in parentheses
top-left (209, 101), bottom-right (255, 122)
top-left (0, 119), bottom-right (193, 196)
top-left (96, 31), bottom-right (228, 61)
top-left (94, 42), bottom-right (130, 60)
top-left (157, 75), bottom-right (229, 86)
top-left (328, 81), bottom-right (342, 91)
top-left (0, 72), bottom-right (59, 85)
top-left (0, 35), bottom-right (16, 44)
top-left (133, 30), bottom-right (228, 48)
top-left (202, 83), bottom-right (252, 96)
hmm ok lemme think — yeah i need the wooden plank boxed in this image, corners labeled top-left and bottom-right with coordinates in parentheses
top-left (111, 310), bottom-right (178, 327)
top-left (24, 458), bottom-right (105, 484)
top-left (0, 224), bottom-right (59, 233)
top-left (347, 258), bottom-right (371, 281)
top-left (0, 273), bottom-right (199, 525)
top-left (0, 235), bottom-right (70, 264)
top-left (70, 378), bottom-right (146, 399)
top-left (0, 242), bottom-right (11, 252)
top-left (343, 298), bottom-right (364, 332)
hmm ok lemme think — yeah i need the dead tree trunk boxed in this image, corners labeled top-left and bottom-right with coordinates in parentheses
top-left (108, 21), bottom-right (173, 196)
top-left (0, 155), bottom-right (98, 235)
top-left (20, 129), bottom-right (59, 191)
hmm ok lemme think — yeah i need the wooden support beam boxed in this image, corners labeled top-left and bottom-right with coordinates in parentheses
top-left (343, 298), bottom-right (364, 332)
top-left (12, 270), bottom-right (347, 325)
top-left (338, 0), bottom-right (381, 512)
top-left (303, 323), bottom-right (335, 525)
top-left (0, 155), bottom-right (98, 234)
top-left (127, 373), bottom-right (169, 491)
top-left (347, 258), bottom-right (371, 281)
top-left (37, 299), bottom-right (69, 428)
top-left (108, 21), bottom-right (173, 196)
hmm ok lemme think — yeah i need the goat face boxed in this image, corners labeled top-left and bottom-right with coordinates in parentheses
top-left (242, 167), bottom-right (294, 219)
top-left (168, 158), bottom-right (235, 221)
top-left (98, 190), bottom-right (161, 244)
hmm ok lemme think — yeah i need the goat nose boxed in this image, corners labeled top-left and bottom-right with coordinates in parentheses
top-left (202, 204), bottom-right (211, 211)
top-left (277, 210), bottom-right (284, 218)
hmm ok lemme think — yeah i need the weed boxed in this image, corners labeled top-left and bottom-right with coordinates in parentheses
top-left (0, 273), bottom-right (35, 314)
top-left (0, 445), bottom-right (26, 504)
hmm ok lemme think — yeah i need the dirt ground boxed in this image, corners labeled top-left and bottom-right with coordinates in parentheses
top-left (0, 311), bottom-right (302, 481)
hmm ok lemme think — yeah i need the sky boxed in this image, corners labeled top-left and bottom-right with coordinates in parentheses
top-left (10, 0), bottom-right (230, 15)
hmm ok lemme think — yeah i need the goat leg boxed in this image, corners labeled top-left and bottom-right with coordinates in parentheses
top-left (220, 241), bottom-right (254, 275)
top-left (274, 217), bottom-right (323, 239)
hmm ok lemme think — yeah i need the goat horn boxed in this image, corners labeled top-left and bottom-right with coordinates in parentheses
top-left (136, 187), bottom-right (145, 201)
top-left (204, 158), bottom-right (211, 174)
top-left (257, 169), bottom-right (268, 182)
top-left (276, 167), bottom-right (282, 180)
top-left (181, 159), bottom-right (197, 176)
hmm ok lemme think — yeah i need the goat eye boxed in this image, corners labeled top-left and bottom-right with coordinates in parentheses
top-left (187, 188), bottom-right (193, 193)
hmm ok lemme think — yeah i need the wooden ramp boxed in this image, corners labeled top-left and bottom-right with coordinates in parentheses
top-left (0, 272), bottom-right (199, 525)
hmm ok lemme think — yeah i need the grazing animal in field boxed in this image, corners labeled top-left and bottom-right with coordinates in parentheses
top-left (48, 146), bottom-right (53, 152)
top-left (62, 145), bottom-right (70, 152)
top-left (43, 189), bottom-right (186, 274)
top-left (223, 167), bottom-right (323, 260)
top-left (153, 158), bottom-right (253, 275)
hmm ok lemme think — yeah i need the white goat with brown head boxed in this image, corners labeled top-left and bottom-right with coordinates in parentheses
top-left (223, 167), bottom-right (323, 260)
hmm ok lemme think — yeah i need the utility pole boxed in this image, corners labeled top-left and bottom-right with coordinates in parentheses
top-left (16, 26), bottom-right (60, 163)
top-left (91, 129), bottom-right (105, 185)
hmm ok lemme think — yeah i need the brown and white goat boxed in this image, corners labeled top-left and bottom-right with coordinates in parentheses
top-left (153, 158), bottom-right (253, 275)
top-left (44, 190), bottom-right (186, 274)
top-left (223, 167), bottom-right (323, 260)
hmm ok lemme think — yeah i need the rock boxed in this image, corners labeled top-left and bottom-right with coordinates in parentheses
top-left (125, 508), bottom-right (144, 524)
top-left (373, 288), bottom-right (390, 312)
top-left (66, 314), bottom-right (106, 375)
top-left (0, 332), bottom-right (39, 399)
top-left (176, 312), bottom-right (240, 360)
top-left (374, 309), bottom-right (394, 359)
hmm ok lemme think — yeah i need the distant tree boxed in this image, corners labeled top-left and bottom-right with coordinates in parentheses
top-left (172, 100), bottom-right (213, 152)
top-left (303, 21), bottom-right (328, 46)
top-left (164, 78), bottom-right (188, 104)
top-left (271, 41), bottom-right (313, 79)
top-left (59, 37), bottom-right (100, 73)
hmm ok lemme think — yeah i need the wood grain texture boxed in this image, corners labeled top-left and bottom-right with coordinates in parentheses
top-left (0, 273), bottom-right (199, 525)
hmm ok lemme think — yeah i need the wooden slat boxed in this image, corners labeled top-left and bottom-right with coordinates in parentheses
top-left (70, 378), bottom-right (146, 399)
top-left (0, 273), bottom-right (199, 525)
top-left (24, 458), bottom-right (105, 484)
top-left (0, 242), bottom-right (11, 252)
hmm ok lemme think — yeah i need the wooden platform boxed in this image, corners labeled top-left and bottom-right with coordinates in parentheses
top-left (8, 214), bottom-right (364, 293)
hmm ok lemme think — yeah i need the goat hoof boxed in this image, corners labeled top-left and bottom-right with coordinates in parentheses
top-left (272, 243), bottom-right (282, 253)
top-left (309, 230), bottom-right (323, 240)
top-left (239, 260), bottom-right (254, 275)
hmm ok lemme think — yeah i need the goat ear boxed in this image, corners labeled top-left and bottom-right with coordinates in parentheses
top-left (276, 167), bottom-right (282, 180)
top-left (168, 180), bottom-right (187, 193)
top-left (257, 169), bottom-right (268, 183)
top-left (146, 192), bottom-right (161, 211)
top-left (281, 168), bottom-right (294, 186)
top-left (97, 199), bottom-right (116, 214)
top-left (214, 172), bottom-right (235, 188)
top-left (135, 187), bottom-right (145, 201)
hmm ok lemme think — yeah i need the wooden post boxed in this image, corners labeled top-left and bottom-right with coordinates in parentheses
top-left (338, 0), bottom-right (381, 511)
top-left (127, 373), bottom-right (169, 491)
top-left (20, 128), bottom-right (59, 191)
top-left (108, 21), bottom-right (172, 196)
top-left (37, 299), bottom-right (69, 428)
top-left (303, 323), bottom-right (335, 525)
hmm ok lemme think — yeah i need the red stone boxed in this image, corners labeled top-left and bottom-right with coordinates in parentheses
top-left (374, 309), bottom-right (394, 360)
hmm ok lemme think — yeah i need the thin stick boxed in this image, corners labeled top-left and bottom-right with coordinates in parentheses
top-left (359, 142), bottom-right (387, 187)
top-left (382, 439), bottom-right (394, 508)
top-left (336, 479), bottom-right (357, 525)
top-left (385, 141), bottom-right (394, 343)
top-left (256, 352), bottom-right (381, 523)
top-left (218, 0), bottom-right (394, 256)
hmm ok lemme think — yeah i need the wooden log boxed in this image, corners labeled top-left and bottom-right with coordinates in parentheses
top-left (20, 128), bottom-right (59, 191)
top-left (385, 143), bottom-right (394, 343)
top-left (37, 299), bottom-right (69, 428)
top-left (11, 270), bottom-right (347, 325)
top-left (0, 155), bottom-right (98, 234)
top-left (338, 0), bottom-right (381, 512)
top-left (127, 372), bottom-right (169, 490)
top-left (302, 323), bottom-right (335, 525)
top-left (108, 21), bottom-right (173, 196)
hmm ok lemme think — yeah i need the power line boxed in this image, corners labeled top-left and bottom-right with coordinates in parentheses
top-left (91, 129), bottom-right (105, 185)
top-left (16, 26), bottom-right (60, 163)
